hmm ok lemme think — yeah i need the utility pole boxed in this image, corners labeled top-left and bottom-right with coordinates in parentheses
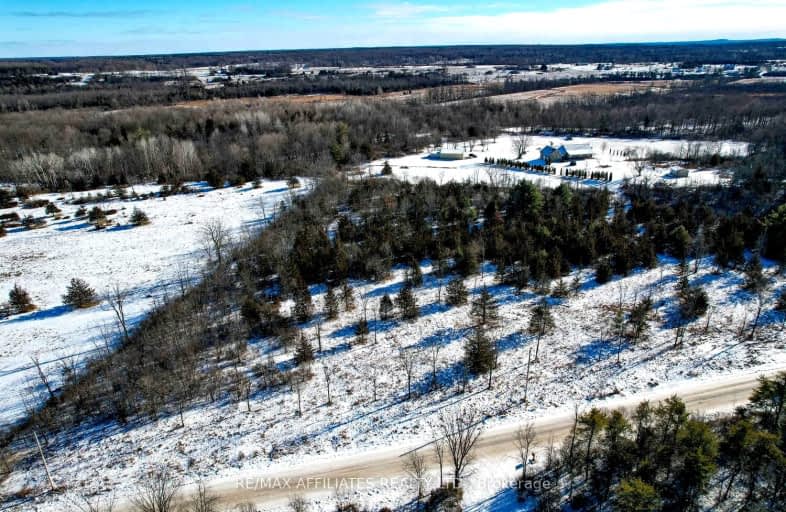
top-left (33, 431), bottom-right (55, 492)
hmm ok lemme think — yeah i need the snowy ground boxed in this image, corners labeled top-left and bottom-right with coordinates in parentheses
top-left (0, 134), bottom-right (773, 512)
top-left (11, 252), bottom-right (786, 511)
top-left (0, 179), bottom-right (308, 428)
top-left (364, 133), bottom-right (748, 190)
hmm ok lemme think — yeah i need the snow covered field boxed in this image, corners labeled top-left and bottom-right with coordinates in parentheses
top-left (0, 179), bottom-right (307, 428)
top-left (12, 253), bottom-right (785, 511)
top-left (367, 133), bottom-right (748, 190)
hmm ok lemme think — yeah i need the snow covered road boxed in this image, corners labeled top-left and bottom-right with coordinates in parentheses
top-left (124, 368), bottom-right (785, 511)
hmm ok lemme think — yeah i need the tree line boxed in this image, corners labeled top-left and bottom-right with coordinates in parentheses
top-left (0, 71), bottom-right (467, 113)
top-left (518, 373), bottom-right (786, 511)
top-left (2, 40), bottom-right (781, 74)
top-left (2, 80), bottom-right (786, 192)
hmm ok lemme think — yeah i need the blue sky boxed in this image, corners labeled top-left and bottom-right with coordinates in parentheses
top-left (1, 0), bottom-right (784, 58)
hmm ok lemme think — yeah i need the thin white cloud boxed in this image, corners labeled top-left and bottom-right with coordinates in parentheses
top-left (370, 2), bottom-right (449, 18)
top-left (415, 0), bottom-right (786, 44)
top-left (10, 10), bottom-right (161, 18)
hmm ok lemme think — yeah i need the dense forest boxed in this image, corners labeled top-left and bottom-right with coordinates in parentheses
top-left (1, 80), bottom-right (785, 192)
top-left (1, 39), bottom-right (783, 73)
top-left (0, 70), bottom-right (469, 112)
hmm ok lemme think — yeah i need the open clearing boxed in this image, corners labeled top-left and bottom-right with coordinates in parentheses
top-left (486, 81), bottom-right (675, 105)
top-left (0, 180), bottom-right (308, 427)
top-left (368, 133), bottom-right (747, 189)
top-left (169, 80), bottom-right (670, 110)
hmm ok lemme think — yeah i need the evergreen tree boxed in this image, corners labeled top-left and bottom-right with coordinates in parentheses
top-left (594, 410), bottom-right (637, 499)
top-left (578, 408), bottom-right (609, 481)
top-left (294, 333), bottom-right (314, 365)
top-left (379, 294), bottom-right (394, 320)
top-left (675, 259), bottom-right (690, 295)
top-left (456, 241), bottom-right (480, 277)
top-left (355, 315), bottom-right (369, 344)
top-left (670, 420), bottom-right (718, 511)
top-left (130, 207), bottom-right (150, 226)
top-left (88, 206), bottom-right (107, 226)
top-left (341, 280), bottom-right (356, 312)
top-left (679, 285), bottom-right (709, 321)
top-left (551, 279), bottom-right (570, 299)
top-left (714, 217), bottom-right (745, 268)
top-left (743, 253), bottom-right (767, 294)
top-left (676, 262), bottom-right (709, 321)
top-left (471, 286), bottom-right (499, 326)
top-left (464, 326), bottom-right (495, 375)
top-left (595, 258), bottom-right (612, 285)
top-left (324, 286), bottom-right (339, 320)
top-left (45, 203), bottom-right (61, 216)
top-left (446, 278), bottom-right (468, 306)
top-left (528, 297), bottom-right (555, 359)
top-left (241, 296), bottom-right (261, 327)
top-left (8, 284), bottom-right (35, 314)
top-left (512, 262), bottom-right (530, 292)
top-left (396, 283), bottom-right (419, 320)
top-left (408, 259), bottom-right (423, 287)
top-left (614, 478), bottom-right (661, 512)
top-left (627, 296), bottom-right (653, 344)
top-left (293, 284), bottom-right (314, 324)
top-left (669, 225), bottom-right (692, 261)
top-left (63, 278), bottom-right (98, 308)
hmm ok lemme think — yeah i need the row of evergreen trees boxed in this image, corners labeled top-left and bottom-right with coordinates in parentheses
top-left (483, 157), bottom-right (614, 182)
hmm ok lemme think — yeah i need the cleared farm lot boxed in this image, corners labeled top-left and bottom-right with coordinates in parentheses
top-left (0, 180), bottom-right (307, 427)
top-left (369, 133), bottom-right (747, 189)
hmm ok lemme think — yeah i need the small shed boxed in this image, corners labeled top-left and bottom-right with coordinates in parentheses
top-left (437, 149), bottom-right (465, 160)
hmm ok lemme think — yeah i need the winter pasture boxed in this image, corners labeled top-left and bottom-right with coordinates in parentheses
top-left (0, 179), bottom-right (308, 428)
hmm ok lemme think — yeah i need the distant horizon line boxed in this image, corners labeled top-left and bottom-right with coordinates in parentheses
top-left (3, 37), bottom-right (784, 62)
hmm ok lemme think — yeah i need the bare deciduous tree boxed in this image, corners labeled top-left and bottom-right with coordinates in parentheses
top-left (403, 450), bottom-right (427, 502)
top-left (187, 481), bottom-right (218, 512)
top-left (397, 345), bottom-right (419, 400)
top-left (432, 438), bottom-right (446, 488)
top-left (291, 369), bottom-right (307, 417)
top-left (512, 132), bottom-right (531, 159)
top-left (201, 218), bottom-right (231, 265)
top-left (131, 468), bottom-right (180, 512)
top-left (435, 408), bottom-right (484, 487)
top-left (175, 264), bottom-right (193, 297)
top-left (68, 491), bottom-right (117, 512)
top-left (427, 343), bottom-right (442, 391)
top-left (30, 355), bottom-right (54, 400)
top-left (515, 423), bottom-right (536, 481)
top-left (107, 284), bottom-right (131, 343)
